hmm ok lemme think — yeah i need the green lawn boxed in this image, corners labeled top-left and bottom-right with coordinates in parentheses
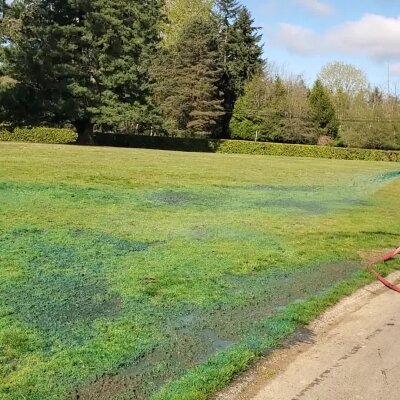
top-left (0, 142), bottom-right (399, 400)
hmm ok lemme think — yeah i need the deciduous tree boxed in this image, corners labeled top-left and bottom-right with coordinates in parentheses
top-left (162, 0), bottom-right (213, 47)
top-left (318, 61), bottom-right (368, 97)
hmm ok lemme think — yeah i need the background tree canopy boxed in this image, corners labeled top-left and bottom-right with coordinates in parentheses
top-left (1, 0), bottom-right (163, 143)
top-left (0, 1), bottom-right (399, 149)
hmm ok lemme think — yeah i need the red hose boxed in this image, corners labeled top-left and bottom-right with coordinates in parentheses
top-left (367, 247), bottom-right (400, 293)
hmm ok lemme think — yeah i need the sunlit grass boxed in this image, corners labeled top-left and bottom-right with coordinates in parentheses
top-left (0, 142), bottom-right (399, 399)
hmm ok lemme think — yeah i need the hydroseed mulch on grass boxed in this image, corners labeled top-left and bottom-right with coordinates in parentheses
top-left (0, 143), bottom-right (399, 400)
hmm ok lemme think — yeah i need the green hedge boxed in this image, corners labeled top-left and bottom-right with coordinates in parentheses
top-left (0, 127), bottom-right (77, 144)
top-left (216, 140), bottom-right (400, 162)
top-left (2, 129), bottom-right (399, 162)
top-left (94, 133), bottom-right (400, 162)
top-left (94, 133), bottom-right (217, 152)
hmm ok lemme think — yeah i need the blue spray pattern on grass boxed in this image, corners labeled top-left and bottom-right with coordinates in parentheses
top-left (0, 228), bottom-right (154, 346)
top-left (1, 169), bottom-right (398, 215)
top-left (0, 169), bottom-right (399, 400)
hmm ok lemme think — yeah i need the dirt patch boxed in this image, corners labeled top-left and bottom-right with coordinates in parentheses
top-left (209, 261), bottom-right (361, 337)
top-left (71, 327), bottom-right (228, 400)
top-left (357, 247), bottom-right (396, 267)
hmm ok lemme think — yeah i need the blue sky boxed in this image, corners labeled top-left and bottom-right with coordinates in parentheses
top-left (243, 0), bottom-right (400, 91)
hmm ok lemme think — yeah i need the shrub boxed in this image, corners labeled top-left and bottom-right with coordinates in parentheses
top-left (0, 127), bottom-right (77, 144)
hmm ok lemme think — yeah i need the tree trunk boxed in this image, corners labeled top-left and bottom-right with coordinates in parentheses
top-left (74, 120), bottom-right (94, 145)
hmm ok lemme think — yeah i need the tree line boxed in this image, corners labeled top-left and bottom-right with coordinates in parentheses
top-left (0, 0), bottom-right (263, 143)
top-left (231, 61), bottom-right (400, 150)
top-left (0, 1), bottom-right (399, 149)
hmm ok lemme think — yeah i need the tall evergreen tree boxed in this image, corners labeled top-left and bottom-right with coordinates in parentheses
top-left (2, 0), bottom-right (162, 143)
top-left (152, 17), bottom-right (224, 136)
top-left (308, 79), bottom-right (339, 138)
top-left (216, 0), bottom-right (242, 28)
top-left (230, 76), bottom-right (288, 142)
top-left (229, 74), bottom-right (268, 140)
top-left (216, 5), bottom-right (263, 136)
top-left (224, 7), bottom-right (263, 93)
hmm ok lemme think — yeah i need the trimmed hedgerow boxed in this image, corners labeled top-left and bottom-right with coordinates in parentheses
top-left (215, 140), bottom-right (400, 162)
top-left (0, 127), bottom-right (77, 144)
top-left (2, 129), bottom-right (399, 162)
top-left (94, 133), bottom-right (400, 162)
top-left (94, 133), bottom-right (217, 152)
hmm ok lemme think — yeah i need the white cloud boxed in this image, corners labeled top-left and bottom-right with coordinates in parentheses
top-left (274, 24), bottom-right (324, 54)
top-left (297, 0), bottom-right (335, 16)
top-left (272, 14), bottom-right (400, 62)
top-left (329, 14), bottom-right (400, 60)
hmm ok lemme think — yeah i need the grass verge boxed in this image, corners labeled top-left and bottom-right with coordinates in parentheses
top-left (152, 261), bottom-right (399, 400)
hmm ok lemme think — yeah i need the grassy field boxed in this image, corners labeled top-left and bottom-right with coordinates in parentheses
top-left (0, 142), bottom-right (399, 400)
